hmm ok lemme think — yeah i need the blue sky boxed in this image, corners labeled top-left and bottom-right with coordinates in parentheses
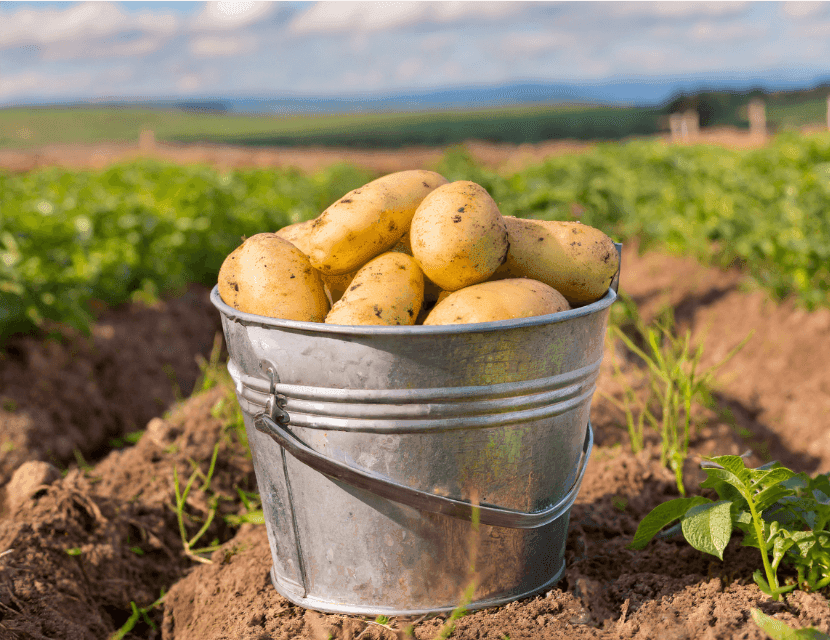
top-left (2, 1), bottom-right (830, 106)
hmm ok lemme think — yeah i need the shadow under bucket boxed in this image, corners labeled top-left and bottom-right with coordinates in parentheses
top-left (211, 257), bottom-right (618, 616)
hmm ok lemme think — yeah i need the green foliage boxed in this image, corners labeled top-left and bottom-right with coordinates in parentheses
top-left (630, 455), bottom-right (830, 601)
top-left (751, 608), bottom-right (830, 640)
top-left (8, 132), bottom-right (830, 342)
top-left (0, 160), bottom-right (374, 342)
top-left (437, 133), bottom-right (830, 310)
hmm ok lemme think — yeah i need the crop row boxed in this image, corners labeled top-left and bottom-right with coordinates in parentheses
top-left (0, 162), bottom-right (375, 340)
top-left (435, 131), bottom-right (830, 308)
top-left (3, 131), bottom-right (830, 341)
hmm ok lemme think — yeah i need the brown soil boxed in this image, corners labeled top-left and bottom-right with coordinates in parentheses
top-left (0, 139), bottom-right (593, 175)
top-left (0, 284), bottom-right (223, 490)
top-left (2, 246), bottom-right (830, 639)
top-left (0, 126), bottom-right (773, 177)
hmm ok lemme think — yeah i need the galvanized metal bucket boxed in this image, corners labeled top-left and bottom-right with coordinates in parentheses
top-left (211, 260), bottom-right (618, 616)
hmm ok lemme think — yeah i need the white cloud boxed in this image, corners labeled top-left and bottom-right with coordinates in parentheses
top-left (691, 20), bottom-right (769, 42)
top-left (189, 35), bottom-right (258, 57)
top-left (498, 30), bottom-right (578, 59)
top-left (782, 1), bottom-right (829, 20)
top-left (793, 20), bottom-right (830, 37)
top-left (608, 1), bottom-right (751, 19)
top-left (395, 57), bottom-right (425, 83)
top-left (190, 2), bottom-right (278, 31)
top-left (0, 69), bottom-right (93, 100)
top-left (0, 2), bottom-right (180, 51)
top-left (289, 1), bottom-right (534, 35)
top-left (41, 36), bottom-right (169, 62)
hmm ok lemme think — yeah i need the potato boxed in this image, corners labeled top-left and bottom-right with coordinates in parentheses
top-left (275, 221), bottom-right (356, 305)
top-left (491, 218), bottom-right (619, 306)
top-left (325, 252), bottom-right (424, 326)
top-left (307, 170), bottom-right (449, 276)
top-left (423, 278), bottom-right (570, 326)
top-left (391, 229), bottom-right (443, 304)
top-left (217, 233), bottom-right (329, 322)
top-left (275, 219), bottom-right (314, 255)
top-left (410, 181), bottom-right (509, 291)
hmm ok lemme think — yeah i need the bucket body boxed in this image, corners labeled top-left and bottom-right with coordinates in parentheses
top-left (212, 285), bottom-right (615, 615)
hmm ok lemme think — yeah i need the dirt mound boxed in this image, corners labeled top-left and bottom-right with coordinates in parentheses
top-left (0, 284), bottom-right (223, 488)
top-left (0, 385), bottom-right (255, 639)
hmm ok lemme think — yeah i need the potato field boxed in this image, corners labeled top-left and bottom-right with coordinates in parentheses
top-left (1, 133), bottom-right (830, 639)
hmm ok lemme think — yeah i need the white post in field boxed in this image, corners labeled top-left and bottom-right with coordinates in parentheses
top-left (683, 109), bottom-right (699, 141)
top-left (669, 113), bottom-right (683, 142)
top-left (748, 99), bottom-right (766, 139)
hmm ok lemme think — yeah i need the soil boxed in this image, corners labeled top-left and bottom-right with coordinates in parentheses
top-left (0, 126), bottom-right (770, 176)
top-left (3, 148), bottom-right (830, 638)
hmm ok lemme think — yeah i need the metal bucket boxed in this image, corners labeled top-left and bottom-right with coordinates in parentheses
top-left (212, 265), bottom-right (617, 616)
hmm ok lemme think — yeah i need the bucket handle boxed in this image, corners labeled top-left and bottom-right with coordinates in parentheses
top-left (253, 412), bottom-right (592, 530)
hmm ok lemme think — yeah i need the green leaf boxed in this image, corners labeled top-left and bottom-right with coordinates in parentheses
top-left (628, 497), bottom-right (710, 550)
top-left (751, 608), bottom-right (830, 640)
top-left (680, 500), bottom-right (733, 560)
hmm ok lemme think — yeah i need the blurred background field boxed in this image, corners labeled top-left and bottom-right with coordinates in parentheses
top-left (1, 85), bottom-right (829, 150)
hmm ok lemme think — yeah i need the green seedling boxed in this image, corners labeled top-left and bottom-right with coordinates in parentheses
top-left (604, 308), bottom-right (751, 495)
top-left (751, 608), bottom-right (830, 640)
top-left (172, 442), bottom-right (221, 564)
top-left (193, 333), bottom-right (225, 394)
top-left (109, 590), bottom-right (166, 640)
top-left (108, 430), bottom-right (144, 449)
top-left (65, 547), bottom-right (82, 556)
top-left (224, 486), bottom-right (264, 526)
top-left (630, 455), bottom-right (830, 601)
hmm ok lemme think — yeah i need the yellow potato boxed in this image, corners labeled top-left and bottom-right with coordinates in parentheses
top-left (276, 221), bottom-right (356, 304)
top-left (423, 278), bottom-right (570, 326)
top-left (217, 233), bottom-right (329, 322)
top-left (307, 170), bottom-right (449, 276)
top-left (275, 220), bottom-right (315, 255)
top-left (325, 252), bottom-right (424, 326)
top-left (392, 229), bottom-right (443, 304)
top-left (410, 181), bottom-right (509, 291)
top-left (492, 218), bottom-right (619, 306)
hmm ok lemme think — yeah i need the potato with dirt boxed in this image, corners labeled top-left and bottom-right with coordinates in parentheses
top-left (423, 278), bottom-right (570, 325)
top-left (410, 181), bottom-right (509, 291)
top-left (275, 220), bottom-right (357, 305)
top-left (325, 252), bottom-right (424, 326)
top-left (217, 233), bottom-right (329, 321)
top-left (306, 170), bottom-right (449, 276)
top-left (274, 219), bottom-right (314, 255)
top-left (491, 217), bottom-right (619, 306)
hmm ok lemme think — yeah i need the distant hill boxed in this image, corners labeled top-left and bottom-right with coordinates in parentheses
top-left (9, 74), bottom-right (830, 117)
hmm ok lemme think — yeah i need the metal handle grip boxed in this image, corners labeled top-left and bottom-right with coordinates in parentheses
top-left (254, 413), bottom-right (592, 530)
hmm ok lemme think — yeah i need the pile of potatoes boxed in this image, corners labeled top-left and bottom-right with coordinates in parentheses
top-left (217, 170), bottom-right (619, 326)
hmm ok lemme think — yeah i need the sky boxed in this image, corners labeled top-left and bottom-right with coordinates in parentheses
top-left (2, 1), bottom-right (830, 107)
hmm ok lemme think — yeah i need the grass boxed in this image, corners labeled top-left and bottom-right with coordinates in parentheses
top-left (0, 103), bottom-right (663, 150)
top-left (602, 305), bottom-right (752, 495)
top-left (172, 442), bottom-right (222, 564)
top-left (108, 591), bottom-right (166, 640)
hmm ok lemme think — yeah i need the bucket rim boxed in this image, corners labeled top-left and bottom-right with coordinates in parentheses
top-left (210, 284), bottom-right (616, 336)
